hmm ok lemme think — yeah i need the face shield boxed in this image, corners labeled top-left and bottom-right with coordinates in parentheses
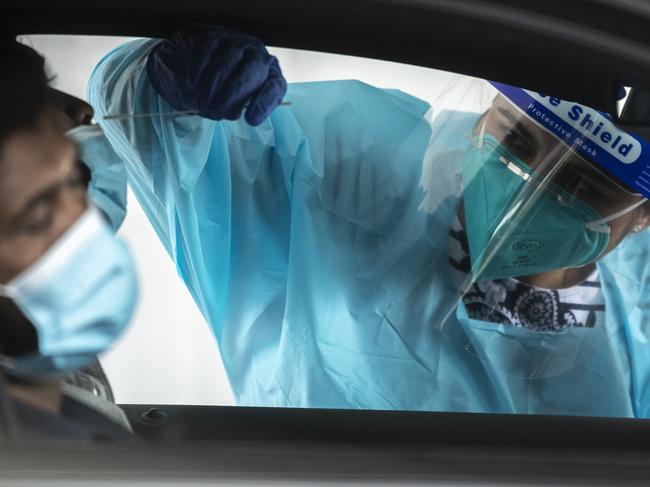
top-left (463, 95), bottom-right (646, 283)
top-left (424, 80), bottom-right (650, 383)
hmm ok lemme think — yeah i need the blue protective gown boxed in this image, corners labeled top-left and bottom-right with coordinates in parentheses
top-left (89, 38), bottom-right (650, 417)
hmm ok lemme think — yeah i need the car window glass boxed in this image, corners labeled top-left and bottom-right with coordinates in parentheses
top-left (13, 35), bottom-right (650, 422)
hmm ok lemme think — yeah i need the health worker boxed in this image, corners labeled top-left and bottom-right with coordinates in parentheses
top-left (86, 23), bottom-right (650, 417)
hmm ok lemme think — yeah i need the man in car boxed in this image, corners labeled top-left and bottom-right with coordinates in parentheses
top-left (0, 33), bottom-right (136, 439)
top-left (85, 23), bottom-right (650, 417)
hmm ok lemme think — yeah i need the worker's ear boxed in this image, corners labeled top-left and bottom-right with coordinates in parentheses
top-left (632, 202), bottom-right (650, 233)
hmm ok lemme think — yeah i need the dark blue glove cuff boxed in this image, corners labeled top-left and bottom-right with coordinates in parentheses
top-left (146, 23), bottom-right (288, 125)
top-left (145, 38), bottom-right (195, 112)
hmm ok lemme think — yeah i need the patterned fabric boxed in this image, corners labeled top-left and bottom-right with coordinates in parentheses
top-left (448, 215), bottom-right (605, 331)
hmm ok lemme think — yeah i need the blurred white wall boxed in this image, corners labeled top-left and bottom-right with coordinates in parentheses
top-left (22, 34), bottom-right (467, 406)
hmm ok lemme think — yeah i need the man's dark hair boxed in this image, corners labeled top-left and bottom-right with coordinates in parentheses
top-left (0, 24), bottom-right (48, 357)
top-left (0, 30), bottom-right (50, 146)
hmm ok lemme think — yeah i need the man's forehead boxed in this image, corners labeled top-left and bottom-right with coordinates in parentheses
top-left (1, 125), bottom-right (72, 170)
top-left (0, 122), bottom-right (76, 214)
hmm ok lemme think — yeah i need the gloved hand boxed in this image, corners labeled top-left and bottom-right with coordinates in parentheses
top-left (146, 24), bottom-right (287, 126)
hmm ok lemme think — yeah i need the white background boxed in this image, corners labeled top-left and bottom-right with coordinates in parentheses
top-left (22, 34), bottom-right (467, 406)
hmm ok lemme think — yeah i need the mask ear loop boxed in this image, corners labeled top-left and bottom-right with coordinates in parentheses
top-left (0, 286), bottom-right (16, 301)
top-left (477, 118), bottom-right (486, 148)
top-left (464, 117), bottom-right (488, 148)
top-left (585, 197), bottom-right (648, 233)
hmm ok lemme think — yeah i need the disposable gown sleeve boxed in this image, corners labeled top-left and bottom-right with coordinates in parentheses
top-left (88, 39), bottom-right (214, 255)
top-left (87, 38), bottom-right (303, 328)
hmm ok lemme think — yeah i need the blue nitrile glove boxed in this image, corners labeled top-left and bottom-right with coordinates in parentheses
top-left (146, 23), bottom-right (287, 126)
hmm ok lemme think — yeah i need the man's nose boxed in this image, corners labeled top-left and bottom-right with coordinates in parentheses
top-left (49, 89), bottom-right (94, 126)
top-left (65, 97), bottom-right (94, 126)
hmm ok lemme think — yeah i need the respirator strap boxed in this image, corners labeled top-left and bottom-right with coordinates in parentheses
top-left (585, 198), bottom-right (647, 233)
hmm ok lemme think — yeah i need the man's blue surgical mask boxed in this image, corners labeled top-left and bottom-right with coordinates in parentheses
top-left (0, 206), bottom-right (138, 375)
top-left (462, 131), bottom-right (646, 281)
top-left (66, 125), bottom-right (127, 232)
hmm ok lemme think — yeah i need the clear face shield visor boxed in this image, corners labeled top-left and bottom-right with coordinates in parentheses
top-left (439, 90), bottom-right (648, 381)
top-left (461, 94), bottom-right (647, 284)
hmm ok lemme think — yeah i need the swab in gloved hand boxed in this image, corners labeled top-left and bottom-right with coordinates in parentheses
top-left (103, 102), bottom-right (292, 121)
